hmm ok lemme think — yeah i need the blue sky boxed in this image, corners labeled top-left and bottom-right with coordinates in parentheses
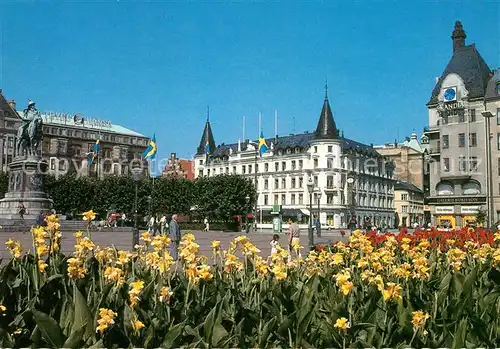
top-left (0, 1), bottom-right (499, 174)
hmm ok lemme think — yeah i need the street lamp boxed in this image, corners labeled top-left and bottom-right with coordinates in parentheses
top-left (306, 176), bottom-right (315, 250)
top-left (482, 110), bottom-right (494, 228)
top-left (248, 141), bottom-right (259, 230)
top-left (316, 190), bottom-right (322, 237)
top-left (131, 167), bottom-right (143, 247)
top-left (346, 172), bottom-right (356, 232)
top-left (245, 195), bottom-right (250, 234)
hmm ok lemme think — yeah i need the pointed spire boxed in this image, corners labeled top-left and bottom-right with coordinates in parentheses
top-left (451, 20), bottom-right (467, 53)
top-left (324, 78), bottom-right (328, 99)
top-left (314, 83), bottom-right (337, 140)
top-left (197, 115), bottom-right (216, 155)
top-left (206, 106), bottom-right (210, 122)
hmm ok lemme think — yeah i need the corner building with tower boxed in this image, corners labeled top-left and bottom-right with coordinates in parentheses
top-left (193, 90), bottom-right (396, 229)
top-left (422, 21), bottom-right (500, 228)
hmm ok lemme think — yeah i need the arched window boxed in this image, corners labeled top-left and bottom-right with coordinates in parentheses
top-left (463, 180), bottom-right (481, 195)
top-left (436, 182), bottom-right (454, 196)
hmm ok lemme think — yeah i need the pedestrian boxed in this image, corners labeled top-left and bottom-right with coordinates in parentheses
top-left (121, 212), bottom-right (126, 227)
top-left (203, 217), bottom-right (209, 232)
top-left (270, 234), bottom-right (280, 255)
top-left (286, 218), bottom-right (301, 262)
top-left (160, 214), bottom-right (168, 235)
top-left (18, 201), bottom-right (26, 220)
top-left (148, 215), bottom-right (155, 235)
top-left (169, 214), bottom-right (181, 260)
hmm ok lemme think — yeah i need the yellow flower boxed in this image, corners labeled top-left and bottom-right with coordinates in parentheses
top-left (82, 210), bottom-right (96, 222)
top-left (272, 264), bottom-right (287, 280)
top-left (74, 231), bottom-right (84, 239)
top-left (104, 266), bottom-right (125, 285)
top-left (340, 281), bottom-right (353, 296)
top-left (36, 245), bottom-right (49, 257)
top-left (131, 320), bottom-right (145, 332)
top-left (129, 280), bottom-right (145, 308)
top-left (96, 308), bottom-right (116, 334)
top-left (334, 317), bottom-right (350, 331)
top-left (159, 286), bottom-right (173, 303)
top-left (382, 282), bottom-right (403, 302)
top-left (38, 259), bottom-right (48, 273)
top-left (5, 239), bottom-right (22, 259)
top-left (67, 258), bottom-right (86, 279)
top-left (412, 310), bottom-right (430, 330)
top-left (211, 240), bottom-right (221, 249)
top-left (0, 304), bottom-right (6, 312)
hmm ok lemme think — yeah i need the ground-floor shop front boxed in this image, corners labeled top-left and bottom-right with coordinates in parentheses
top-left (428, 196), bottom-right (486, 228)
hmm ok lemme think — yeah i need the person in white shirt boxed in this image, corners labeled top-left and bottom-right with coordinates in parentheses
top-left (160, 215), bottom-right (168, 234)
top-left (121, 213), bottom-right (126, 227)
top-left (270, 234), bottom-right (280, 255)
top-left (148, 216), bottom-right (155, 234)
top-left (203, 217), bottom-right (209, 232)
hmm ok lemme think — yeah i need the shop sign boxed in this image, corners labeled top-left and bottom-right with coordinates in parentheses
top-left (424, 205), bottom-right (430, 211)
top-left (435, 206), bottom-right (454, 214)
top-left (428, 196), bottom-right (486, 204)
top-left (461, 206), bottom-right (480, 214)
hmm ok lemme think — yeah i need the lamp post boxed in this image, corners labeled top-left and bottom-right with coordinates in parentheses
top-left (245, 195), bottom-right (250, 234)
top-left (316, 190), bottom-right (322, 237)
top-left (482, 110), bottom-right (494, 228)
top-left (346, 172), bottom-right (356, 232)
top-left (248, 141), bottom-right (259, 231)
top-left (131, 167), bottom-right (143, 247)
top-left (306, 176), bottom-right (315, 250)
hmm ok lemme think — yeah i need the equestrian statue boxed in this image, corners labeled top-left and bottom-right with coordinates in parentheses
top-left (16, 100), bottom-right (44, 157)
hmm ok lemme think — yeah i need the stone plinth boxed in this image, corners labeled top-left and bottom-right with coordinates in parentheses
top-left (0, 155), bottom-right (53, 221)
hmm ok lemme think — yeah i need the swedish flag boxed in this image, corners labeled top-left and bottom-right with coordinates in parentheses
top-left (142, 134), bottom-right (157, 160)
top-left (258, 131), bottom-right (268, 157)
top-left (205, 141), bottom-right (210, 154)
top-left (88, 137), bottom-right (100, 166)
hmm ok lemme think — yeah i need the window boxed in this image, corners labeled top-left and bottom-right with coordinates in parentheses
top-left (442, 135), bottom-right (449, 148)
top-left (469, 133), bottom-right (477, 147)
top-left (327, 175), bottom-right (334, 188)
top-left (50, 158), bottom-right (56, 170)
top-left (327, 158), bottom-right (333, 168)
top-left (497, 108), bottom-right (500, 125)
top-left (498, 158), bottom-right (500, 175)
top-left (401, 193), bottom-right (408, 201)
top-left (299, 160), bottom-right (303, 169)
top-left (199, 169), bottom-right (204, 176)
top-left (265, 163), bottom-right (269, 172)
top-left (248, 165), bottom-right (252, 173)
top-left (281, 194), bottom-right (286, 205)
top-left (327, 194), bottom-right (333, 204)
top-left (232, 166), bottom-right (236, 174)
top-left (264, 195), bottom-right (268, 205)
top-left (314, 159), bottom-right (318, 168)
top-left (498, 134), bottom-right (500, 151)
top-left (274, 195), bottom-right (278, 204)
top-left (469, 109), bottom-right (476, 122)
top-left (470, 157), bottom-right (478, 171)
top-left (314, 146), bottom-right (318, 153)
top-left (437, 182), bottom-right (454, 196)
top-left (463, 181), bottom-right (481, 195)
top-left (274, 162), bottom-right (279, 171)
top-left (255, 164), bottom-right (258, 173)
top-left (459, 156), bottom-right (466, 171)
top-left (402, 205), bottom-right (408, 213)
top-left (264, 179), bottom-right (269, 189)
top-left (281, 161), bottom-right (286, 171)
top-left (496, 83), bottom-right (500, 95)
top-left (299, 177), bottom-right (303, 188)
top-left (274, 179), bottom-right (279, 189)
top-left (443, 158), bottom-right (450, 172)
top-left (459, 111), bottom-right (465, 123)
top-left (291, 178), bottom-right (296, 188)
top-left (328, 146), bottom-right (333, 152)
top-left (291, 194), bottom-right (296, 205)
top-left (298, 194), bottom-right (303, 205)
top-left (458, 133), bottom-right (465, 147)
top-left (225, 167), bottom-right (229, 174)
top-left (281, 178), bottom-right (286, 188)
top-left (314, 176), bottom-right (318, 186)
top-left (291, 160), bottom-right (296, 170)
top-left (242, 165), bottom-right (246, 174)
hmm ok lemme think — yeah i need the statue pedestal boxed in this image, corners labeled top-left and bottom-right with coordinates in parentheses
top-left (0, 155), bottom-right (53, 221)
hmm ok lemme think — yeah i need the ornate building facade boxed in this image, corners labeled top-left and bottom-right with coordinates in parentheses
top-left (162, 152), bottom-right (194, 180)
top-left (193, 90), bottom-right (396, 229)
top-left (422, 21), bottom-right (500, 228)
top-left (0, 91), bottom-right (149, 176)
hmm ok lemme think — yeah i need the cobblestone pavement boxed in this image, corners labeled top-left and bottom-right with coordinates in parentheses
top-left (0, 228), bottom-right (349, 260)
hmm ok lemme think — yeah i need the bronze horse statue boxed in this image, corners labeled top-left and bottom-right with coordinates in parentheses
top-left (16, 113), bottom-right (43, 157)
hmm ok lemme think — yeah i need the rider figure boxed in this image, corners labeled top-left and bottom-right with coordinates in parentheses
top-left (17, 100), bottom-right (41, 156)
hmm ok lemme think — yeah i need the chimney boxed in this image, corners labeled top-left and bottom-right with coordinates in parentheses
top-left (8, 100), bottom-right (16, 111)
top-left (451, 20), bottom-right (467, 53)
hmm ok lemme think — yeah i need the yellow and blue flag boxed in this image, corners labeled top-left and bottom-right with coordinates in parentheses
top-left (142, 134), bottom-right (157, 160)
top-left (258, 131), bottom-right (268, 157)
top-left (205, 141), bottom-right (210, 154)
top-left (88, 137), bottom-right (100, 166)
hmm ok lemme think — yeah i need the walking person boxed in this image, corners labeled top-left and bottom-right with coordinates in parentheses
top-left (18, 201), bottom-right (26, 220)
top-left (121, 212), bottom-right (126, 227)
top-left (203, 217), bottom-right (210, 232)
top-left (169, 214), bottom-right (181, 260)
top-left (160, 214), bottom-right (168, 235)
top-left (148, 215), bottom-right (155, 235)
top-left (286, 218), bottom-right (301, 262)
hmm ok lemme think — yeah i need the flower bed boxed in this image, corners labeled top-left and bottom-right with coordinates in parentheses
top-left (1, 217), bottom-right (500, 348)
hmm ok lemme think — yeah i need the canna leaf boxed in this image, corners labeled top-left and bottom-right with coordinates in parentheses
top-left (451, 317), bottom-right (467, 349)
top-left (162, 321), bottom-right (185, 348)
top-left (72, 287), bottom-right (94, 342)
top-left (31, 309), bottom-right (66, 349)
top-left (62, 324), bottom-right (86, 349)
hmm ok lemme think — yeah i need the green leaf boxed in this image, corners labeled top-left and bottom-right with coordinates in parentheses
top-left (88, 339), bottom-right (104, 349)
top-left (451, 317), bottom-right (467, 349)
top-left (144, 325), bottom-right (155, 348)
top-left (462, 267), bottom-right (477, 298)
top-left (30, 325), bottom-right (42, 344)
top-left (259, 317), bottom-right (277, 347)
top-left (212, 323), bottom-right (229, 347)
top-left (32, 309), bottom-right (66, 348)
top-left (162, 321), bottom-right (185, 348)
top-left (451, 273), bottom-right (465, 295)
top-left (62, 324), bottom-right (85, 349)
top-left (203, 303), bottom-right (217, 343)
top-left (72, 287), bottom-right (94, 342)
